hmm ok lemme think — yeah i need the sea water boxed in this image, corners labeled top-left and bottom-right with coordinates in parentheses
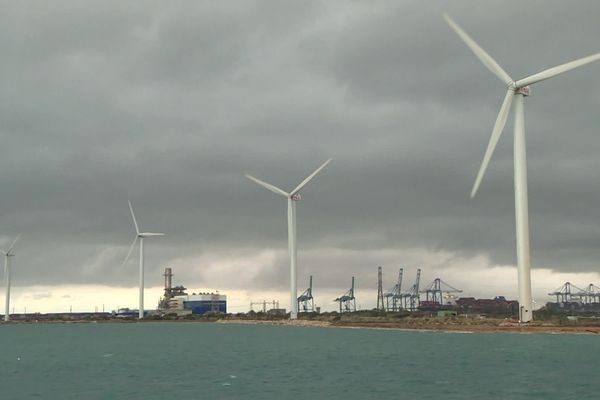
top-left (0, 323), bottom-right (598, 399)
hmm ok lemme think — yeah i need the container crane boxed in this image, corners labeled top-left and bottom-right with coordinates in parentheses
top-left (401, 268), bottom-right (421, 311)
top-left (384, 268), bottom-right (403, 311)
top-left (548, 282), bottom-right (585, 303)
top-left (572, 283), bottom-right (600, 304)
top-left (297, 275), bottom-right (315, 313)
top-left (334, 277), bottom-right (356, 313)
top-left (421, 278), bottom-right (463, 306)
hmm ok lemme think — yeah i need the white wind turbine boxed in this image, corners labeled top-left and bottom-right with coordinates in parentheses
top-left (122, 201), bottom-right (164, 319)
top-left (246, 158), bottom-right (332, 320)
top-left (444, 14), bottom-right (600, 322)
top-left (1, 234), bottom-right (20, 322)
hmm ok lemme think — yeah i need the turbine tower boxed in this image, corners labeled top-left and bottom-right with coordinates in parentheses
top-left (246, 158), bottom-right (332, 320)
top-left (122, 201), bottom-right (164, 319)
top-left (444, 14), bottom-right (600, 322)
top-left (1, 234), bottom-right (20, 322)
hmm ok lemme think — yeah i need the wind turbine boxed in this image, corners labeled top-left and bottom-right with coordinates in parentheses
top-left (122, 201), bottom-right (164, 319)
top-left (444, 14), bottom-right (600, 322)
top-left (1, 234), bottom-right (20, 322)
top-left (246, 158), bottom-right (332, 320)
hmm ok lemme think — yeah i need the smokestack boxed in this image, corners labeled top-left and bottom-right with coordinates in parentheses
top-left (163, 267), bottom-right (173, 290)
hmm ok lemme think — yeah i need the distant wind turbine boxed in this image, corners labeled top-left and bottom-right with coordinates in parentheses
top-left (1, 234), bottom-right (20, 322)
top-left (122, 201), bottom-right (164, 319)
top-left (246, 158), bottom-right (332, 319)
top-left (444, 14), bottom-right (600, 322)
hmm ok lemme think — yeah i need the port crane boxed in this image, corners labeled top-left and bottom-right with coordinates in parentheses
top-left (548, 282), bottom-right (586, 303)
top-left (578, 284), bottom-right (600, 304)
top-left (421, 278), bottom-right (462, 306)
top-left (384, 268), bottom-right (403, 311)
top-left (401, 269), bottom-right (421, 311)
top-left (297, 275), bottom-right (315, 313)
top-left (334, 277), bottom-right (356, 313)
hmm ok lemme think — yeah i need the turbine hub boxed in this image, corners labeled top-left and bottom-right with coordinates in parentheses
top-left (516, 86), bottom-right (530, 96)
top-left (291, 193), bottom-right (301, 201)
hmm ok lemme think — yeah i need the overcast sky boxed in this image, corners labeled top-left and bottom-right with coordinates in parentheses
top-left (2, 1), bottom-right (600, 312)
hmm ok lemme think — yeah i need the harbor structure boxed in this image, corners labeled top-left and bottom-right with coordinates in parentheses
top-left (384, 268), bottom-right (403, 312)
top-left (402, 269), bottom-right (421, 311)
top-left (545, 282), bottom-right (600, 312)
top-left (335, 276), bottom-right (356, 313)
top-left (297, 275), bottom-right (314, 313)
top-left (419, 278), bottom-right (462, 309)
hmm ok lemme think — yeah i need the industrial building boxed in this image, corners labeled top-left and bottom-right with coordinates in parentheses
top-left (158, 267), bottom-right (227, 315)
top-left (455, 296), bottom-right (518, 314)
top-left (168, 293), bottom-right (227, 315)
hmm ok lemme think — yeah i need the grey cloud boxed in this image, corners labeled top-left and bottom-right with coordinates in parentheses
top-left (1, 1), bottom-right (600, 296)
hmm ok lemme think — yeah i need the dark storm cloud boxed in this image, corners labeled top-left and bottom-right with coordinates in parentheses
top-left (1, 1), bottom-right (600, 292)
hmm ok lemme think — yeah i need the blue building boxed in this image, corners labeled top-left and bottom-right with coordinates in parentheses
top-left (170, 293), bottom-right (227, 315)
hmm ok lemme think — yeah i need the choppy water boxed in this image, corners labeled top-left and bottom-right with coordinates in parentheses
top-left (1, 323), bottom-right (599, 399)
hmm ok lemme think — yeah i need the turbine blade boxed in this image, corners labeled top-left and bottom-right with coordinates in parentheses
top-left (443, 14), bottom-right (513, 86)
top-left (0, 250), bottom-right (7, 256)
top-left (140, 232), bottom-right (165, 237)
top-left (291, 158), bottom-right (332, 196)
top-left (245, 174), bottom-right (289, 197)
top-left (471, 89), bottom-right (515, 197)
top-left (515, 53), bottom-right (600, 88)
top-left (128, 201), bottom-right (140, 235)
top-left (7, 233), bottom-right (21, 253)
top-left (121, 236), bottom-right (138, 268)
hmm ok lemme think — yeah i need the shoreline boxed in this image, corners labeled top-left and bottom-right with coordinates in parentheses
top-left (215, 318), bottom-right (600, 334)
top-left (3, 317), bottom-right (600, 335)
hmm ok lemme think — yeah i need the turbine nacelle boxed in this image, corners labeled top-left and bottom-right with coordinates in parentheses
top-left (507, 84), bottom-right (530, 96)
top-left (291, 193), bottom-right (301, 201)
top-left (516, 86), bottom-right (531, 96)
top-left (0, 234), bottom-right (21, 258)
